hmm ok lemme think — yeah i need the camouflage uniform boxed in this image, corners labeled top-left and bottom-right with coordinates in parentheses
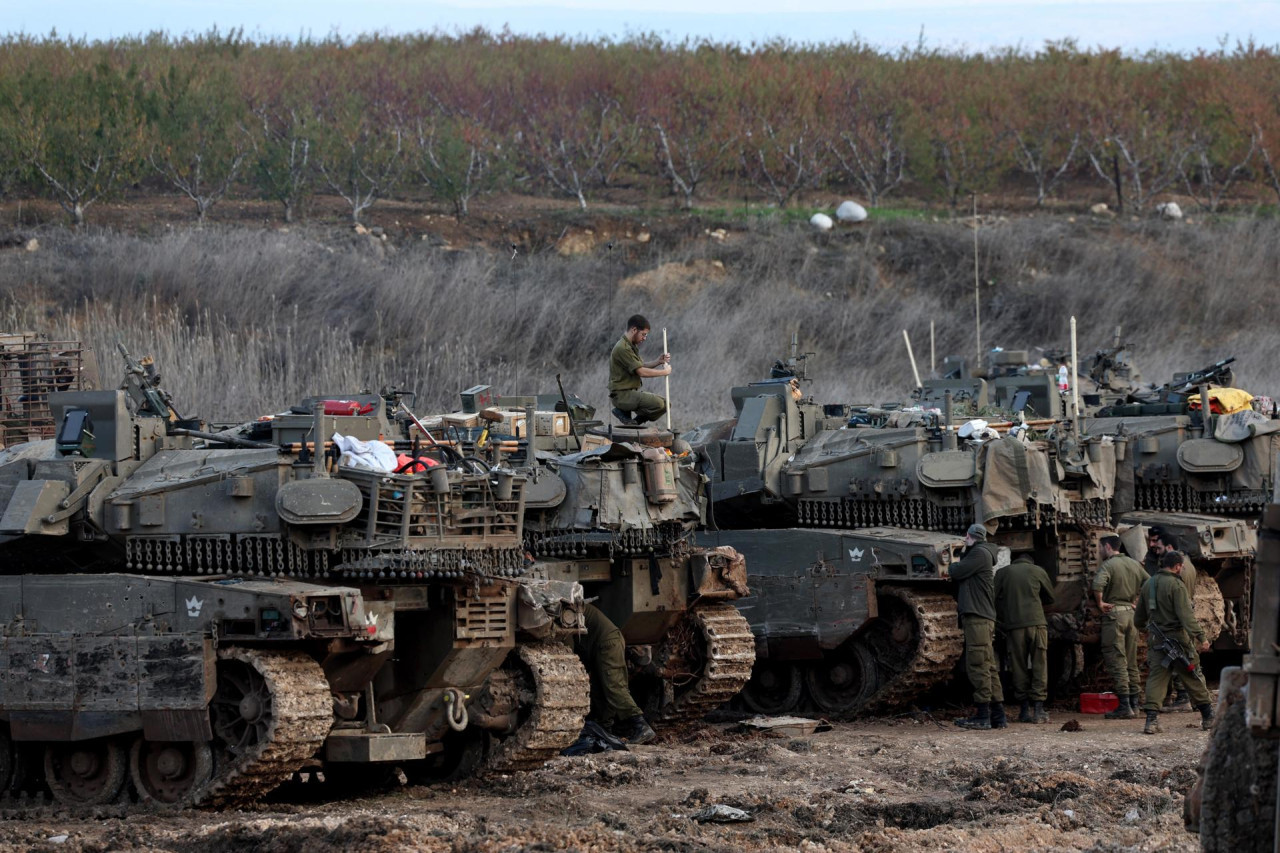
top-left (994, 555), bottom-right (1055, 704)
top-left (951, 541), bottom-right (1003, 705)
top-left (1093, 554), bottom-right (1149, 698)
top-left (608, 336), bottom-right (666, 424)
top-left (574, 603), bottom-right (644, 727)
top-left (1134, 569), bottom-right (1212, 726)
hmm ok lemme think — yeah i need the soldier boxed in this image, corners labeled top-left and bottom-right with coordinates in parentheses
top-left (575, 603), bottom-right (656, 744)
top-left (951, 523), bottom-right (1007, 730)
top-left (1146, 529), bottom-right (1202, 709)
top-left (994, 552), bottom-right (1055, 723)
top-left (1134, 551), bottom-right (1214, 734)
top-left (1093, 535), bottom-right (1149, 720)
top-left (607, 314), bottom-right (671, 425)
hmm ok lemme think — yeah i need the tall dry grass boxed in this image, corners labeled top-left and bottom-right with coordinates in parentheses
top-left (1, 217), bottom-right (1277, 425)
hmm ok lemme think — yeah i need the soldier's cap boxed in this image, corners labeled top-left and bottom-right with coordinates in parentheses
top-left (966, 523), bottom-right (988, 541)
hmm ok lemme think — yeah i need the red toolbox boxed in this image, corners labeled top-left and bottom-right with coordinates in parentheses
top-left (1080, 692), bottom-right (1120, 714)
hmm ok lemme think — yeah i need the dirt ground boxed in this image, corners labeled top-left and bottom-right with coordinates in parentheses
top-left (0, 707), bottom-right (1207, 853)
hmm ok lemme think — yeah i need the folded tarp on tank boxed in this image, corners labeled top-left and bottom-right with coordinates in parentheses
top-left (978, 436), bottom-right (1069, 521)
top-left (1214, 409), bottom-right (1280, 442)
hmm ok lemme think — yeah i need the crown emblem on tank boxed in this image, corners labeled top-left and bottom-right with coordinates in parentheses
top-left (848, 547), bottom-right (865, 563)
top-left (185, 596), bottom-right (203, 618)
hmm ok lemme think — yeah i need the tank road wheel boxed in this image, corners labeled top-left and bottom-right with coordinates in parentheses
top-left (1199, 690), bottom-right (1277, 852)
top-left (205, 649), bottom-right (333, 807)
top-left (43, 738), bottom-right (128, 805)
top-left (741, 661), bottom-right (804, 715)
top-left (482, 641), bottom-right (590, 773)
top-left (803, 642), bottom-right (879, 716)
top-left (130, 739), bottom-right (214, 807)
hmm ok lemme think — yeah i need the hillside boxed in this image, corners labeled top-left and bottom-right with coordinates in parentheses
top-left (1, 208), bottom-right (1276, 424)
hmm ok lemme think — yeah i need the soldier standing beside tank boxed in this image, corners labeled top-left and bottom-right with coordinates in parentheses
top-left (952, 523), bottom-right (1007, 730)
top-left (1134, 551), bottom-right (1214, 734)
top-left (575, 603), bottom-right (656, 744)
top-left (994, 552), bottom-right (1055, 724)
top-left (1093, 536), bottom-right (1149, 720)
top-left (1146, 528), bottom-right (1203, 709)
top-left (608, 314), bottom-right (671, 426)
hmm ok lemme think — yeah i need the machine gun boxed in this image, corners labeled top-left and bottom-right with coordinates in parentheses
top-left (117, 342), bottom-right (181, 420)
top-left (1160, 357), bottom-right (1236, 400)
top-left (1148, 622), bottom-right (1197, 673)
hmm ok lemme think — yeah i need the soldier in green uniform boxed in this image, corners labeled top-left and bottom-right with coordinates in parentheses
top-left (994, 552), bottom-right (1055, 724)
top-left (951, 523), bottom-right (1007, 730)
top-left (607, 314), bottom-right (671, 425)
top-left (1145, 529), bottom-right (1203, 709)
top-left (1134, 551), bottom-right (1214, 734)
top-left (575, 603), bottom-right (655, 744)
top-left (1093, 535), bottom-right (1149, 720)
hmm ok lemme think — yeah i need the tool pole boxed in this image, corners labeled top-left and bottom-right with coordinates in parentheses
top-left (903, 329), bottom-right (922, 389)
top-left (663, 328), bottom-right (672, 430)
top-left (1070, 316), bottom-right (1081, 434)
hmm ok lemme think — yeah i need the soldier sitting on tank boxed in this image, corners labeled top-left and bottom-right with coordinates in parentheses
top-left (1145, 529), bottom-right (1203, 710)
top-left (1134, 550), bottom-right (1214, 735)
top-left (952, 523), bottom-right (1007, 730)
top-left (1093, 535), bottom-right (1149, 720)
top-left (995, 552), bottom-right (1055, 724)
top-left (575, 603), bottom-right (656, 744)
top-left (608, 314), bottom-right (670, 426)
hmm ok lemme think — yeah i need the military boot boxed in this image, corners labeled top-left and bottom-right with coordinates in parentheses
top-left (1128, 694), bottom-right (1142, 718)
top-left (990, 702), bottom-right (1008, 729)
top-left (1105, 695), bottom-right (1131, 720)
top-left (955, 703), bottom-right (991, 730)
top-left (1198, 703), bottom-right (1215, 732)
top-left (615, 714), bottom-right (656, 745)
top-left (1142, 710), bottom-right (1162, 735)
top-left (1033, 701), bottom-right (1049, 724)
top-left (1017, 700), bottom-right (1034, 723)
top-left (1164, 690), bottom-right (1191, 711)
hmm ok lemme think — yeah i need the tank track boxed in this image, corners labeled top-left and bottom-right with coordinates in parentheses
top-left (864, 586), bottom-right (965, 712)
top-left (483, 642), bottom-right (589, 773)
top-left (203, 648), bottom-right (333, 808)
top-left (656, 603), bottom-right (756, 724)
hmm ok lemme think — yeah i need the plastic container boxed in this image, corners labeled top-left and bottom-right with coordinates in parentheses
top-left (1079, 692), bottom-right (1120, 714)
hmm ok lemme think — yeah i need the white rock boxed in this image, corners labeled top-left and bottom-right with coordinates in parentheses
top-left (836, 200), bottom-right (868, 222)
top-left (1156, 202), bottom-right (1183, 220)
top-left (48, 836), bottom-right (69, 844)
top-left (1124, 808), bottom-right (1141, 823)
top-left (1089, 203), bottom-right (1112, 216)
top-left (809, 213), bottom-right (834, 231)
top-left (23, 239), bottom-right (38, 252)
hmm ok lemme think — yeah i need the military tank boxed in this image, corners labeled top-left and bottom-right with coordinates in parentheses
top-left (0, 346), bottom-right (590, 808)
top-left (386, 385), bottom-right (756, 726)
top-left (686, 345), bottom-right (1269, 715)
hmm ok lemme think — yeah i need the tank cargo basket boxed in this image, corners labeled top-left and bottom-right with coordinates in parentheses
top-left (338, 467), bottom-right (525, 550)
top-left (0, 336), bottom-right (91, 447)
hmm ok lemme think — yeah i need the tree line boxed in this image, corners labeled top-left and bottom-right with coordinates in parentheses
top-left (1, 30), bottom-right (1278, 224)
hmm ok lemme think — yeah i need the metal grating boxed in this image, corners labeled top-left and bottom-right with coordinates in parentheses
top-left (0, 336), bottom-right (89, 447)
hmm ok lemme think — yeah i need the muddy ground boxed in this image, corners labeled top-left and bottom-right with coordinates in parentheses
top-left (0, 706), bottom-right (1207, 853)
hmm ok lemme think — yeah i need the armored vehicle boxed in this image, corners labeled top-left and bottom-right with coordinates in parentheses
top-left (686, 348), bottom-right (1268, 715)
top-left (390, 387), bottom-right (756, 725)
top-left (0, 347), bottom-right (589, 808)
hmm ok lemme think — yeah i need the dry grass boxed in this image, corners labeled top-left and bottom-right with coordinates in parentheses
top-left (1, 215), bottom-right (1277, 425)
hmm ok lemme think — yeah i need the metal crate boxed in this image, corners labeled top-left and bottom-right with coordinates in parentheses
top-left (339, 468), bottom-right (525, 550)
top-left (0, 336), bottom-right (91, 447)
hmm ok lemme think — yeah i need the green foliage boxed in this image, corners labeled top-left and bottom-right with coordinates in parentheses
top-left (2, 52), bottom-right (147, 223)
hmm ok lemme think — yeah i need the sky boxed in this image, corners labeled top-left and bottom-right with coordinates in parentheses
top-left (9, 0), bottom-right (1280, 53)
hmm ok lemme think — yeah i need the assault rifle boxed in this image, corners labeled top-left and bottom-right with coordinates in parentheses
top-left (1161, 357), bottom-right (1236, 399)
top-left (1148, 623), bottom-right (1197, 673)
